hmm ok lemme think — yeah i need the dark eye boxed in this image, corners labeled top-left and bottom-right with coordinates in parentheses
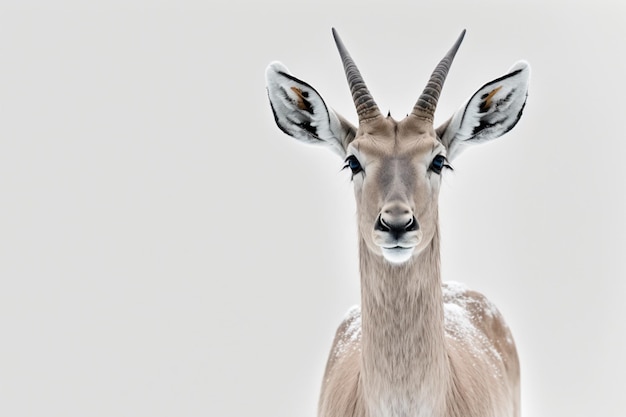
top-left (429, 154), bottom-right (449, 175)
top-left (343, 155), bottom-right (363, 176)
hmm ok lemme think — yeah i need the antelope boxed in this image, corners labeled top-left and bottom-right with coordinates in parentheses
top-left (265, 28), bottom-right (530, 417)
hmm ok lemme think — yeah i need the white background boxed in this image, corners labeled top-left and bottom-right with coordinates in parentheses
top-left (0, 1), bottom-right (624, 416)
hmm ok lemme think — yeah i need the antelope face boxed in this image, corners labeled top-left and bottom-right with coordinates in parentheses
top-left (265, 29), bottom-right (530, 265)
top-left (347, 118), bottom-right (446, 264)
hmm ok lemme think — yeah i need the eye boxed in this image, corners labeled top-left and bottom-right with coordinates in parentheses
top-left (343, 155), bottom-right (363, 176)
top-left (429, 154), bottom-right (451, 175)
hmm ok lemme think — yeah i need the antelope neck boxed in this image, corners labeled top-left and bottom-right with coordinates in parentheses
top-left (358, 227), bottom-right (450, 416)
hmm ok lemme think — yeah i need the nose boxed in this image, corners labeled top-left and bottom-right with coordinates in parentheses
top-left (375, 202), bottom-right (418, 239)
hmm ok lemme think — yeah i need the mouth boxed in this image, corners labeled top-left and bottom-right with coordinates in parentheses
top-left (380, 246), bottom-right (415, 264)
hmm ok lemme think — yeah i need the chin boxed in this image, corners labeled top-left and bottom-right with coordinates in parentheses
top-left (381, 247), bottom-right (415, 264)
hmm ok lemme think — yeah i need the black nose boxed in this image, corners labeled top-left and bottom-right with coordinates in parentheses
top-left (375, 214), bottom-right (419, 239)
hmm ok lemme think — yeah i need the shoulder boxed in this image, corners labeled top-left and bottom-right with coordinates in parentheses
top-left (442, 281), bottom-right (520, 390)
top-left (330, 305), bottom-right (362, 358)
top-left (319, 306), bottom-right (364, 417)
top-left (442, 281), bottom-right (513, 347)
top-left (442, 280), bottom-right (517, 365)
top-left (442, 281), bottom-right (503, 325)
top-left (320, 306), bottom-right (362, 390)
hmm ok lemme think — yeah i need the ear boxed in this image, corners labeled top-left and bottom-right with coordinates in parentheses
top-left (265, 62), bottom-right (356, 158)
top-left (437, 61), bottom-right (530, 160)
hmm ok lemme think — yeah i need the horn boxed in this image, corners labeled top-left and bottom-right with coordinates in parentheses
top-left (332, 28), bottom-right (382, 123)
top-left (412, 29), bottom-right (466, 122)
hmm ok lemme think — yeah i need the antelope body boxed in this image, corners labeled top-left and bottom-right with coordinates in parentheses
top-left (265, 29), bottom-right (530, 417)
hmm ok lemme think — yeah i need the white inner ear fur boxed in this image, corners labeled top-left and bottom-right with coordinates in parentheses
top-left (439, 60), bottom-right (530, 161)
top-left (265, 61), bottom-right (355, 159)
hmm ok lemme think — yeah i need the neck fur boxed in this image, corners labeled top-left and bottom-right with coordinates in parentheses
top-left (358, 227), bottom-right (450, 417)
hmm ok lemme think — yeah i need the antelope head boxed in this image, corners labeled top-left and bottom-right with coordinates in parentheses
top-left (266, 29), bottom-right (530, 265)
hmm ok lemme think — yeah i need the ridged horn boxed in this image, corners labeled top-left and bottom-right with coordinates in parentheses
top-left (332, 28), bottom-right (382, 123)
top-left (412, 29), bottom-right (466, 122)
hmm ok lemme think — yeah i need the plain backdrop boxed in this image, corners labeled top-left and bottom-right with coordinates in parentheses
top-left (0, 1), bottom-right (624, 417)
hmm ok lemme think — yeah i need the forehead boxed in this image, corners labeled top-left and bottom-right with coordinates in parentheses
top-left (348, 117), bottom-right (444, 158)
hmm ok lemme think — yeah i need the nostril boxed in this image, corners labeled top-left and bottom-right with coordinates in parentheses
top-left (405, 216), bottom-right (419, 232)
top-left (375, 215), bottom-right (391, 232)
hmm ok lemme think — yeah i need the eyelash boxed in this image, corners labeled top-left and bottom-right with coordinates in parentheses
top-left (343, 155), bottom-right (363, 177)
top-left (343, 154), bottom-right (451, 179)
